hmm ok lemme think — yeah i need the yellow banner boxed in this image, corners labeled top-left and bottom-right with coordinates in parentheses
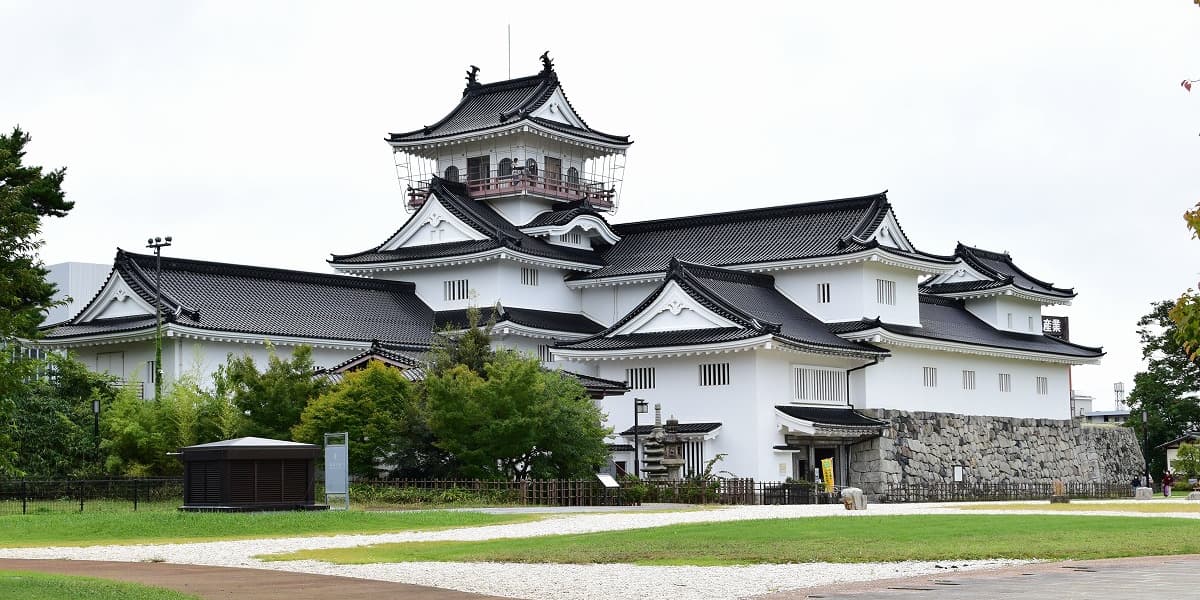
top-left (821, 457), bottom-right (835, 493)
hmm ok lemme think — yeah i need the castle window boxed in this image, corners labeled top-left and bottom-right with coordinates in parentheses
top-left (1007, 313), bottom-right (1014, 329)
top-left (466, 155), bottom-right (490, 184)
top-left (521, 267), bottom-right (539, 286)
top-left (1036, 376), bottom-right (1049, 395)
top-left (499, 158), bottom-right (513, 177)
top-left (793, 366), bottom-right (844, 404)
top-left (538, 345), bottom-right (553, 362)
top-left (525, 158), bottom-right (538, 178)
top-left (443, 279), bottom-right (469, 301)
top-left (1028, 316), bottom-right (1035, 331)
top-left (567, 166), bottom-right (580, 187)
top-left (923, 366), bottom-right (937, 388)
top-left (626, 367), bottom-right (655, 390)
top-left (443, 165), bottom-right (459, 182)
top-left (875, 279), bottom-right (896, 306)
top-left (559, 232), bottom-right (583, 245)
top-left (962, 370), bottom-right (976, 390)
top-left (698, 363), bottom-right (730, 387)
top-left (817, 283), bottom-right (831, 304)
top-left (999, 373), bottom-right (1012, 393)
top-left (146, 360), bottom-right (156, 384)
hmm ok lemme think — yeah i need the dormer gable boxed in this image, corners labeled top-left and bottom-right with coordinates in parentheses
top-left (611, 281), bottom-right (739, 335)
top-left (528, 86), bottom-right (587, 128)
top-left (378, 192), bottom-right (489, 250)
top-left (75, 271), bottom-right (156, 322)
top-left (867, 208), bottom-right (918, 252)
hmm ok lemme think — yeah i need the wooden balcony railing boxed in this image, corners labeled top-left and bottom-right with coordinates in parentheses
top-left (407, 169), bottom-right (616, 211)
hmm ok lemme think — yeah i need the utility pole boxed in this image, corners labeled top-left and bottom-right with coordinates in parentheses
top-left (146, 236), bottom-right (172, 401)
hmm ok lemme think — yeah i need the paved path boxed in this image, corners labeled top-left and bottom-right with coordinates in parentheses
top-left (0, 559), bottom-right (508, 600)
top-left (755, 555), bottom-right (1200, 599)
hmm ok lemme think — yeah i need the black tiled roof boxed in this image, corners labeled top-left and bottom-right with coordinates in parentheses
top-left (775, 406), bottom-right (887, 427)
top-left (830, 295), bottom-right (1103, 359)
top-left (573, 193), bottom-right (950, 281)
top-left (620, 422), bottom-right (722, 436)
top-left (387, 69), bottom-right (629, 146)
top-left (436, 306), bottom-right (604, 335)
top-left (330, 178), bottom-right (605, 268)
top-left (44, 250), bottom-right (435, 345)
top-left (325, 341), bottom-right (427, 373)
top-left (521, 200), bottom-right (606, 228)
top-left (559, 261), bottom-right (885, 356)
top-left (922, 244), bottom-right (1075, 298)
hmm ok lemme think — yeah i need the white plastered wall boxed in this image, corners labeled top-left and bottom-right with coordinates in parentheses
top-left (772, 262), bottom-right (920, 326)
top-left (856, 345), bottom-right (1072, 419)
top-left (966, 296), bottom-right (1043, 333)
top-left (372, 262), bottom-right (501, 312)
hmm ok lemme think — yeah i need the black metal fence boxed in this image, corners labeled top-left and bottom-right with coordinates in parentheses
top-left (882, 481), bottom-right (1136, 503)
top-left (349, 478), bottom-right (630, 507)
top-left (0, 478), bottom-right (183, 514)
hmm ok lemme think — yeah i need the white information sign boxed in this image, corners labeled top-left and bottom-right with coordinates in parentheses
top-left (324, 432), bottom-right (349, 509)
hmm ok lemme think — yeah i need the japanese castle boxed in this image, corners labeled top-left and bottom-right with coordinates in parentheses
top-left (39, 55), bottom-right (1103, 484)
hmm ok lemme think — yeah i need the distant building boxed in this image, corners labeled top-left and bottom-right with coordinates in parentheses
top-left (44, 262), bottom-right (110, 326)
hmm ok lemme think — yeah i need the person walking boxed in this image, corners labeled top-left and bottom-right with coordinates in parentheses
top-left (1163, 471), bottom-right (1175, 498)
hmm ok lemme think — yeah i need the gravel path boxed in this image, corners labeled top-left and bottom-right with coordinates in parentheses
top-left (2, 501), bottom-right (1195, 600)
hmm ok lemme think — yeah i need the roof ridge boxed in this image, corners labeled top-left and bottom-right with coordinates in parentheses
top-left (671, 260), bottom-right (776, 288)
top-left (612, 193), bottom-right (886, 234)
top-left (120, 249), bottom-right (417, 293)
top-left (955, 243), bottom-right (1074, 294)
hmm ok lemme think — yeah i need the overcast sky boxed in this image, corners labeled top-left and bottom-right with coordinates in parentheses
top-left (5, 1), bottom-right (1199, 408)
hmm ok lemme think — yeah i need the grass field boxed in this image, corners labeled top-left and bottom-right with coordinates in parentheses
top-left (0, 510), bottom-right (538, 548)
top-left (263, 514), bottom-right (1200, 566)
top-left (958, 502), bottom-right (1200, 513)
top-left (0, 570), bottom-right (199, 600)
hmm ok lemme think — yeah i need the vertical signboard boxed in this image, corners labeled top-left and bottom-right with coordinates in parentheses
top-left (324, 432), bottom-right (349, 510)
top-left (820, 457), bottom-right (835, 493)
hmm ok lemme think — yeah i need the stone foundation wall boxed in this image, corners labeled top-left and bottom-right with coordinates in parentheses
top-left (850, 409), bottom-right (1143, 498)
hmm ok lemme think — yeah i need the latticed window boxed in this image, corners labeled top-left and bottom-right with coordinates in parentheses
top-left (537, 345), bottom-right (553, 362)
top-left (793, 366), bottom-right (844, 403)
top-left (1036, 376), bottom-right (1049, 395)
top-left (875, 279), bottom-right (896, 306)
top-left (698, 363), bottom-right (730, 386)
top-left (817, 283), bottom-right (831, 303)
top-left (962, 370), bottom-right (976, 390)
top-left (443, 165), bottom-right (459, 182)
top-left (999, 373), bottom-right (1012, 393)
top-left (626, 367), bottom-right (655, 390)
top-left (923, 366), bottom-right (937, 388)
top-left (521, 267), bottom-right (539, 286)
top-left (443, 279), bottom-right (469, 301)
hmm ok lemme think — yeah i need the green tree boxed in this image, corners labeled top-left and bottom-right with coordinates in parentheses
top-left (293, 361), bottom-right (449, 477)
top-left (1171, 442), bottom-right (1200, 478)
top-left (214, 344), bottom-right (329, 440)
top-left (1127, 300), bottom-right (1200, 475)
top-left (1171, 202), bottom-right (1200, 357)
top-left (429, 304), bottom-right (496, 376)
top-left (10, 353), bottom-right (115, 478)
top-left (426, 350), bottom-right (610, 479)
top-left (0, 127), bottom-right (74, 475)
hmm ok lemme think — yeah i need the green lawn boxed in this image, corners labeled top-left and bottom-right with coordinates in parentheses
top-left (0, 510), bottom-right (537, 548)
top-left (262, 514), bottom-right (1200, 566)
top-left (0, 570), bottom-right (200, 600)
top-left (959, 502), bottom-right (1200, 513)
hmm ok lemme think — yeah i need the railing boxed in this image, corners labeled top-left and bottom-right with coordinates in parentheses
top-left (351, 478), bottom-right (628, 507)
top-left (881, 481), bottom-right (1136, 503)
top-left (408, 168), bottom-right (616, 211)
top-left (0, 478), bottom-right (183, 514)
top-left (118, 380), bottom-right (144, 399)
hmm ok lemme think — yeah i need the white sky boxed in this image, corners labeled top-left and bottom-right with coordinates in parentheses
top-left (5, 1), bottom-right (1199, 408)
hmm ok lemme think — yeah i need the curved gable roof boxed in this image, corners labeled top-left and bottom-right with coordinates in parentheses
top-left (923, 244), bottom-right (1075, 298)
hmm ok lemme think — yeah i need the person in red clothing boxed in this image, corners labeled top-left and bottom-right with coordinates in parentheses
top-left (1163, 471), bottom-right (1175, 498)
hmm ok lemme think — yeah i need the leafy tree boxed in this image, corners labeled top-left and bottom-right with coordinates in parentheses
top-left (428, 304), bottom-right (496, 376)
top-left (10, 353), bottom-right (115, 478)
top-left (293, 361), bottom-right (451, 477)
top-left (213, 343), bottom-right (329, 440)
top-left (1171, 443), bottom-right (1200, 478)
top-left (426, 350), bottom-right (610, 479)
top-left (0, 126), bottom-right (74, 475)
top-left (1126, 300), bottom-right (1200, 475)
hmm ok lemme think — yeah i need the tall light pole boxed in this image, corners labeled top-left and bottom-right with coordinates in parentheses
top-left (633, 398), bottom-right (648, 478)
top-left (146, 236), bottom-right (172, 402)
top-left (1142, 409), bottom-right (1150, 487)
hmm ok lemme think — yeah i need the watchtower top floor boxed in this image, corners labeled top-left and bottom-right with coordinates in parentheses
top-left (388, 55), bottom-right (631, 215)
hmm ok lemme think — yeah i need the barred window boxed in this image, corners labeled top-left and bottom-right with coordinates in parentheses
top-left (923, 366), bottom-right (937, 388)
top-left (559, 232), bottom-right (583, 245)
top-left (626, 367), bottom-right (656, 390)
top-left (817, 283), bottom-right (831, 304)
top-left (538, 345), bottom-right (553, 362)
top-left (793, 366), bottom-right (845, 403)
top-left (999, 373), bottom-right (1012, 393)
top-left (443, 279), bottom-right (469, 301)
top-left (146, 360), bottom-right (157, 384)
top-left (1036, 376), bottom-right (1049, 395)
top-left (698, 362), bottom-right (730, 386)
top-left (521, 267), bottom-right (539, 286)
top-left (962, 369), bottom-right (976, 390)
top-left (875, 279), bottom-right (896, 306)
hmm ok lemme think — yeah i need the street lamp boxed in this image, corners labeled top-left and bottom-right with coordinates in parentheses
top-left (1142, 409), bottom-right (1150, 487)
top-left (92, 398), bottom-right (100, 449)
top-left (633, 398), bottom-right (648, 478)
top-left (146, 235), bottom-right (172, 402)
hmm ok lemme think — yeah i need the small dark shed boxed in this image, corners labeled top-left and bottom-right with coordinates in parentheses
top-left (179, 437), bottom-right (326, 512)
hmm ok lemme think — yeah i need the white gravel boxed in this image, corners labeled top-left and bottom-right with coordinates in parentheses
top-left (3, 501), bottom-right (1193, 600)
